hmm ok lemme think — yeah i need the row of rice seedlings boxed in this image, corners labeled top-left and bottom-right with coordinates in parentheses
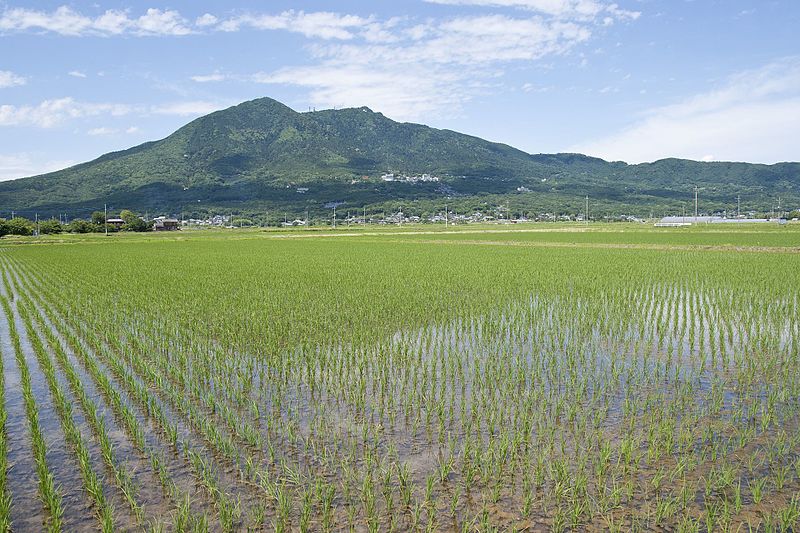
top-left (28, 286), bottom-right (178, 479)
top-left (6, 258), bottom-right (222, 530)
top-left (14, 256), bottom-right (424, 528)
top-left (14, 291), bottom-right (116, 531)
top-left (0, 290), bottom-right (9, 531)
top-left (12, 279), bottom-right (147, 524)
top-left (100, 313), bottom-right (300, 530)
top-left (0, 294), bottom-right (63, 532)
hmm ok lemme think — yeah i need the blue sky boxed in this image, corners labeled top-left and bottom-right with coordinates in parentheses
top-left (0, 0), bottom-right (798, 181)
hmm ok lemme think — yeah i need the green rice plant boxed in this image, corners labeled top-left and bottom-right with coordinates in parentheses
top-left (750, 477), bottom-right (768, 505)
top-left (775, 494), bottom-right (799, 531)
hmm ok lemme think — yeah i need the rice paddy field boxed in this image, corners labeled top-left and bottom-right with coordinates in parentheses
top-left (0, 223), bottom-right (799, 532)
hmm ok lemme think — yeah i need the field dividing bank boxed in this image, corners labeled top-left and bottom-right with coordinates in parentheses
top-left (349, 236), bottom-right (800, 254)
top-left (5, 222), bottom-right (800, 249)
top-left (261, 225), bottom-right (800, 249)
top-left (0, 229), bottom-right (799, 531)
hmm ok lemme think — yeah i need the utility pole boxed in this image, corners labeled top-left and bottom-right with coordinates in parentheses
top-left (694, 186), bottom-right (699, 219)
top-left (35, 213), bottom-right (39, 236)
top-left (585, 195), bottom-right (589, 225)
top-left (306, 209), bottom-right (309, 227)
top-left (445, 204), bottom-right (448, 228)
top-left (104, 203), bottom-right (108, 236)
top-left (333, 205), bottom-right (336, 229)
top-left (737, 195), bottom-right (741, 218)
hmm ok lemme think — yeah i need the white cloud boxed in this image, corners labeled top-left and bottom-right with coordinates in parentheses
top-left (217, 10), bottom-right (372, 40)
top-left (150, 101), bottom-right (225, 116)
top-left (0, 96), bottom-right (228, 127)
top-left (256, 12), bottom-right (594, 120)
top-left (68, 70), bottom-right (87, 78)
top-left (571, 57), bottom-right (800, 163)
top-left (0, 6), bottom-right (383, 39)
top-left (256, 63), bottom-right (473, 119)
top-left (84, 125), bottom-right (139, 135)
top-left (87, 126), bottom-right (117, 136)
top-left (0, 98), bottom-right (132, 128)
top-left (191, 72), bottom-right (227, 83)
top-left (195, 13), bottom-right (218, 27)
top-left (423, 0), bottom-right (640, 21)
top-left (0, 153), bottom-right (76, 181)
top-left (0, 5), bottom-right (192, 36)
top-left (0, 70), bottom-right (26, 88)
top-left (135, 8), bottom-right (192, 36)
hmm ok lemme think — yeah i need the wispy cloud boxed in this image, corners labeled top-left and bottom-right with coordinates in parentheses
top-left (423, 0), bottom-right (640, 21)
top-left (0, 6), bottom-right (193, 36)
top-left (68, 70), bottom-right (87, 78)
top-left (215, 10), bottom-right (374, 40)
top-left (0, 98), bottom-right (131, 128)
top-left (86, 125), bottom-right (142, 136)
top-left (571, 57), bottom-right (800, 163)
top-left (0, 5), bottom-right (384, 39)
top-left (0, 97), bottom-right (227, 127)
top-left (0, 152), bottom-right (76, 181)
top-left (190, 72), bottom-right (227, 83)
top-left (150, 101), bottom-right (226, 116)
top-left (195, 13), bottom-right (218, 27)
top-left (0, 3), bottom-right (641, 134)
top-left (87, 126), bottom-right (117, 136)
top-left (0, 70), bottom-right (26, 88)
top-left (255, 11), bottom-right (597, 120)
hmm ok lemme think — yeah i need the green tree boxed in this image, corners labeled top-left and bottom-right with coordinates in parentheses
top-left (67, 219), bottom-right (94, 233)
top-left (120, 209), bottom-right (150, 232)
top-left (119, 209), bottom-right (136, 223)
top-left (6, 217), bottom-right (34, 236)
top-left (91, 211), bottom-right (106, 225)
top-left (38, 219), bottom-right (63, 234)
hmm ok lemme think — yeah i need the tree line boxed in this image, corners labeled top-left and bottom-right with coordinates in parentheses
top-left (0, 210), bottom-right (151, 237)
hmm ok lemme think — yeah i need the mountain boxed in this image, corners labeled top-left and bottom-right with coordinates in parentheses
top-left (1, 96), bottom-right (798, 219)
